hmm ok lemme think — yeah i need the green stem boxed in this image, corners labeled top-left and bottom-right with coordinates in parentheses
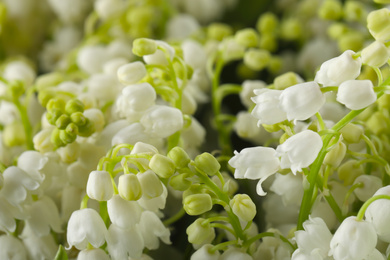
top-left (210, 240), bottom-right (238, 253)
top-left (243, 232), bottom-right (296, 251)
top-left (13, 94), bottom-right (34, 150)
top-left (356, 195), bottom-right (390, 221)
top-left (163, 208), bottom-right (186, 226)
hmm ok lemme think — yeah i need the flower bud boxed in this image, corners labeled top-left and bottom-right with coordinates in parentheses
top-left (2, 121), bottom-right (26, 147)
top-left (46, 109), bottom-right (62, 125)
top-left (183, 194), bottom-right (213, 216)
top-left (338, 31), bottom-right (364, 52)
top-left (83, 109), bottom-right (105, 132)
top-left (46, 98), bottom-right (65, 112)
top-left (191, 244), bottom-right (220, 260)
top-left (55, 114), bottom-right (71, 129)
top-left (338, 160), bottom-right (363, 186)
top-left (137, 169), bottom-right (163, 199)
top-left (149, 154), bottom-right (176, 179)
top-left (167, 147), bottom-right (191, 169)
top-left (51, 128), bottom-right (65, 147)
top-left (367, 8), bottom-right (390, 42)
top-left (186, 218), bottom-right (215, 245)
top-left (353, 175), bottom-right (382, 202)
top-left (274, 72), bottom-right (303, 90)
top-left (35, 72), bottom-right (64, 90)
top-left (118, 174), bottom-right (142, 201)
top-left (235, 28), bottom-right (259, 48)
top-left (259, 33), bottom-right (278, 52)
top-left (243, 49), bottom-right (271, 71)
top-left (280, 18), bottom-right (302, 41)
top-left (324, 141), bottom-right (346, 168)
top-left (318, 0), bottom-right (343, 20)
top-left (366, 112), bottom-right (388, 135)
top-left (86, 170), bottom-right (114, 201)
top-left (361, 41), bottom-right (390, 68)
top-left (65, 99), bottom-right (84, 115)
top-left (117, 61), bottom-right (147, 85)
top-left (327, 22), bottom-right (349, 40)
top-left (70, 111), bottom-right (87, 126)
top-left (169, 173), bottom-right (192, 191)
top-left (256, 12), bottom-right (279, 34)
top-left (339, 123), bottom-right (363, 143)
top-left (207, 23), bottom-right (233, 41)
top-left (194, 153), bottom-right (221, 176)
top-left (77, 119), bottom-right (95, 137)
top-left (59, 129), bottom-right (76, 144)
top-left (230, 194), bottom-right (256, 222)
top-left (337, 80), bottom-right (376, 110)
top-left (33, 129), bottom-right (55, 153)
top-left (132, 38), bottom-right (157, 56)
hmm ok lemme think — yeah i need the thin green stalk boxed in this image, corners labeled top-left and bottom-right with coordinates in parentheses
top-left (356, 195), bottom-right (390, 221)
top-left (243, 232), bottom-right (296, 251)
top-left (13, 94), bottom-right (34, 150)
top-left (163, 208), bottom-right (186, 226)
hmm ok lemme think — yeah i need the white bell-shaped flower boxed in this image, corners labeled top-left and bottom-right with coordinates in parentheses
top-left (279, 81), bottom-right (326, 121)
top-left (0, 235), bottom-right (28, 260)
top-left (87, 74), bottom-right (120, 104)
top-left (353, 175), bottom-right (382, 202)
top-left (270, 173), bottom-right (303, 206)
top-left (144, 40), bottom-right (175, 65)
top-left (365, 185), bottom-right (390, 242)
top-left (83, 108), bottom-right (105, 132)
top-left (106, 224), bottom-right (144, 260)
top-left (314, 50), bottom-right (362, 87)
top-left (336, 80), bottom-right (376, 110)
top-left (67, 208), bottom-right (108, 250)
top-left (78, 248), bottom-right (111, 260)
top-left (240, 80), bottom-right (266, 108)
top-left (138, 211), bottom-right (171, 250)
top-left (275, 130), bottom-right (323, 174)
top-left (86, 170), bottom-right (114, 201)
top-left (137, 170), bottom-right (164, 200)
top-left (251, 88), bottom-right (287, 125)
top-left (77, 45), bottom-right (108, 74)
top-left (234, 111), bottom-right (261, 139)
top-left (0, 196), bottom-right (25, 233)
top-left (137, 184), bottom-right (168, 212)
top-left (107, 195), bottom-right (143, 229)
top-left (191, 244), bottom-right (221, 260)
top-left (220, 247), bottom-right (252, 260)
top-left (292, 216), bottom-right (332, 260)
top-left (21, 225), bottom-right (58, 260)
top-left (181, 39), bottom-right (207, 70)
top-left (3, 60), bottom-right (36, 86)
top-left (329, 216), bottom-right (377, 260)
top-left (140, 105), bottom-right (184, 138)
top-left (117, 61), bottom-right (147, 85)
top-left (228, 146), bottom-right (280, 196)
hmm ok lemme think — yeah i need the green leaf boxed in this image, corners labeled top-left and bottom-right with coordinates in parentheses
top-left (54, 245), bottom-right (68, 260)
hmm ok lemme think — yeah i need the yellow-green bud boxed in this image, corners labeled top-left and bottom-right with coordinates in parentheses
top-left (279, 133), bottom-right (290, 144)
top-left (78, 119), bottom-right (95, 137)
top-left (132, 38), bottom-right (157, 56)
top-left (35, 72), bottom-right (63, 91)
top-left (46, 109), bottom-right (62, 125)
top-left (38, 90), bottom-right (56, 107)
top-left (259, 33), bottom-right (278, 52)
top-left (46, 98), bottom-right (65, 112)
top-left (149, 154), bottom-right (176, 179)
top-left (338, 160), bottom-right (364, 185)
top-left (235, 28), bottom-right (259, 48)
top-left (194, 153), bottom-right (221, 176)
top-left (70, 112), bottom-right (87, 126)
top-left (212, 172), bottom-right (239, 197)
top-left (327, 23), bottom-right (349, 40)
top-left (9, 81), bottom-right (24, 97)
top-left (280, 18), bottom-right (302, 41)
top-left (274, 72), bottom-right (303, 90)
top-left (268, 56), bottom-right (282, 74)
top-left (318, 0), bottom-right (343, 20)
top-left (262, 123), bottom-right (282, 133)
top-left (361, 41), bottom-right (390, 68)
top-left (118, 174), bottom-right (142, 201)
top-left (244, 49), bottom-right (271, 71)
top-left (65, 99), bottom-right (85, 115)
top-left (127, 6), bottom-right (153, 26)
top-left (377, 94), bottom-right (390, 110)
top-left (59, 129), bottom-right (76, 144)
top-left (339, 123), bottom-right (363, 143)
top-left (167, 146), bottom-right (191, 169)
top-left (338, 31), bottom-right (364, 52)
top-left (256, 12), bottom-right (279, 34)
top-left (186, 218), bottom-right (215, 245)
top-left (207, 23), bottom-right (233, 41)
top-left (324, 140), bottom-right (347, 167)
top-left (183, 194), bottom-right (213, 215)
top-left (230, 194), bottom-right (256, 222)
top-left (366, 112), bottom-right (388, 135)
top-left (169, 173), bottom-right (192, 191)
top-left (56, 114), bottom-right (71, 130)
top-left (65, 123), bottom-right (78, 135)
top-left (51, 128), bottom-right (65, 147)
top-left (367, 8), bottom-right (390, 42)
top-left (2, 121), bottom-right (26, 147)
top-left (344, 1), bottom-right (366, 22)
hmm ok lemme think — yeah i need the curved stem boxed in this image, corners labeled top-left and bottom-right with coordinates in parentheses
top-left (163, 208), bottom-right (186, 226)
top-left (243, 232), bottom-right (296, 251)
top-left (356, 195), bottom-right (390, 221)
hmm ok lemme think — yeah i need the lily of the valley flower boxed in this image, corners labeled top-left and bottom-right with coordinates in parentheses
top-left (86, 170), bottom-right (114, 201)
top-left (251, 89), bottom-right (287, 125)
top-left (336, 80), bottom-right (376, 110)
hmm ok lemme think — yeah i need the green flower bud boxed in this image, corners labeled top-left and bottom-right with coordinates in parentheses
top-left (211, 172), bottom-right (239, 196)
top-left (55, 114), bottom-right (71, 130)
top-left (118, 174), bottom-right (142, 201)
top-left (366, 112), bottom-right (388, 135)
top-left (183, 193), bottom-right (213, 216)
top-left (46, 109), bottom-right (63, 125)
top-left (318, 0), bottom-right (343, 20)
top-left (377, 94), bottom-right (390, 110)
top-left (38, 90), bottom-right (56, 107)
top-left (262, 123), bottom-right (282, 133)
top-left (207, 23), bottom-right (233, 41)
top-left (132, 38), bottom-right (157, 56)
top-left (167, 146), bottom-right (191, 169)
top-left (338, 160), bottom-right (364, 185)
top-left (268, 56), bottom-right (282, 74)
top-left (186, 218), bottom-right (215, 245)
top-left (65, 99), bottom-right (85, 115)
top-left (70, 111), bottom-right (87, 126)
top-left (256, 12), bottom-right (279, 34)
top-left (327, 23), bottom-right (349, 40)
top-left (2, 121), bottom-right (26, 147)
top-left (149, 154), bottom-right (176, 179)
top-left (230, 194), bottom-right (256, 222)
top-left (338, 31), bottom-right (364, 52)
top-left (46, 98), bottom-right (65, 112)
top-left (279, 133), bottom-right (290, 144)
top-left (35, 72), bottom-right (63, 91)
top-left (361, 41), bottom-right (390, 68)
top-left (169, 173), bottom-right (192, 191)
top-left (339, 123), bottom-right (363, 143)
top-left (367, 8), bottom-right (390, 42)
top-left (274, 72), bottom-right (303, 90)
top-left (59, 129), bottom-right (77, 144)
top-left (77, 119), bottom-right (95, 137)
top-left (51, 128), bottom-right (66, 147)
top-left (194, 153), bottom-right (221, 176)
top-left (259, 33), bottom-right (278, 52)
top-left (344, 1), bottom-right (366, 22)
top-left (65, 123), bottom-right (78, 135)
top-left (9, 81), bottom-right (24, 97)
top-left (235, 28), bottom-right (259, 48)
top-left (243, 49), bottom-right (271, 71)
top-left (280, 18), bottom-right (302, 41)
top-left (324, 140), bottom-right (347, 167)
